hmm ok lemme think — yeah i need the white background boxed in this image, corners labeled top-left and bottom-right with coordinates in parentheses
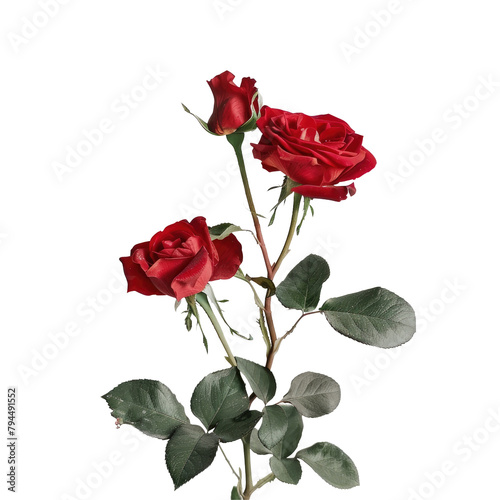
top-left (2, 1), bottom-right (499, 499)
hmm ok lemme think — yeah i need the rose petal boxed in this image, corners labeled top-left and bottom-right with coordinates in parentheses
top-left (211, 234), bottom-right (243, 281)
top-left (188, 216), bottom-right (218, 265)
top-left (292, 183), bottom-right (357, 202)
top-left (129, 242), bottom-right (152, 273)
top-left (313, 114), bottom-right (355, 134)
top-left (156, 235), bottom-right (204, 259)
top-left (251, 141), bottom-right (280, 172)
top-left (253, 142), bottom-right (326, 185)
top-left (256, 105), bottom-right (282, 131)
top-left (240, 77), bottom-right (258, 99)
top-left (275, 148), bottom-right (325, 185)
top-left (170, 247), bottom-right (214, 301)
top-left (240, 77), bottom-right (259, 113)
top-left (335, 148), bottom-right (377, 183)
top-left (120, 256), bottom-right (163, 296)
top-left (149, 220), bottom-right (192, 254)
top-left (146, 255), bottom-right (192, 297)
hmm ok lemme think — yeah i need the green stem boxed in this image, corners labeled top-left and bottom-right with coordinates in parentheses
top-left (262, 193), bottom-right (301, 372)
top-left (227, 132), bottom-right (278, 355)
top-left (258, 308), bottom-right (271, 355)
top-left (264, 296), bottom-right (277, 359)
top-left (242, 435), bottom-right (253, 499)
top-left (235, 269), bottom-right (271, 356)
top-left (226, 134), bottom-right (297, 498)
top-left (227, 133), bottom-right (273, 277)
top-left (272, 192), bottom-right (301, 277)
top-left (274, 310), bottom-right (323, 353)
top-left (196, 295), bottom-right (237, 367)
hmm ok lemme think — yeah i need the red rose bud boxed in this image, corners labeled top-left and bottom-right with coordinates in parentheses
top-left (183, 71), bottom-right (261, 136)
top-left (251, 106), bottom-right (376, 201)
top-left (207, 71), bottom-right (260, 135)
top-left (120, 217), bottom-right (243, 301)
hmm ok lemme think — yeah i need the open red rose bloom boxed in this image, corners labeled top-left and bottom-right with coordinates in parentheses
top-left (252, 106), bottom-right (376, 201)
top-left (120, 216), bottom-right (243, 301)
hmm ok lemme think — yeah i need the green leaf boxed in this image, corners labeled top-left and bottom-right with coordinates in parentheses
top-left (214, 410), bottom-right (262, 442)
top-left (282, 372), bottom-right (341, 418)
top-left (195, 293), bottom-right (238, 364)
top-left (185, 315), bottom-right (193, 331)
top-left (203, 284), bottom-right (251, 340)
top-left (296, 197), bottom-right (313, 235)
top-left (276, 254), bottom-right (330, 312)
top-left (269, 405), bottom-right (303, 459)
top-left (209, 223), bottom-right (244, 241)
top-left (185, 295), bottom-right (209, 352)
top-left (270, 457), bottom-right (302, 485)
top-left (165, 424), bottom-right (219, 489)
top-left (258, 309), bottom-right (271, 354)
top-left (250, 405), bottom-right (304, 458)
top-left (296, 442), bottom-right (359, 489)
top-left (235, 268), bottom-right (265, 309)
top-left (236, 357), bottom-right (276, 404)
top-left (182, 103), bottom-right (217, 135)
top-left (231, 486), bottom-right (242, 499)
top-left (320, 287), bottom-right (416, 348)
top-left (258, 405), bottom-right (288, 450)
top-left (102, 380), bottom-right (189, 439)
top-left (249, 428), bottom-right (271, 455)
top-left (191, 368), bottom-right (249, 430)
top-left (246, 276), bottom-right (276, 296)
top-left (269, 176), bottom-right (301, 226)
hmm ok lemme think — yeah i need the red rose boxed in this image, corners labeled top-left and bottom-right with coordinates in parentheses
top-left (251, 106), bottom-right (376, 201)
top-left (120, 217), bottom-right (243, 301)
top-left (206, 71), bottom-right (261, 135)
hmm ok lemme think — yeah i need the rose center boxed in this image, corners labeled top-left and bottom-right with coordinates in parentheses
top-left (299, 127), bottom-right (321, 143)
top-left (157, 235), bottom-right (203, 259)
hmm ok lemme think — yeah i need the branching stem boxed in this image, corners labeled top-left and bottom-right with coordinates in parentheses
top-left (228, 133), bottom-right (303, 499)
